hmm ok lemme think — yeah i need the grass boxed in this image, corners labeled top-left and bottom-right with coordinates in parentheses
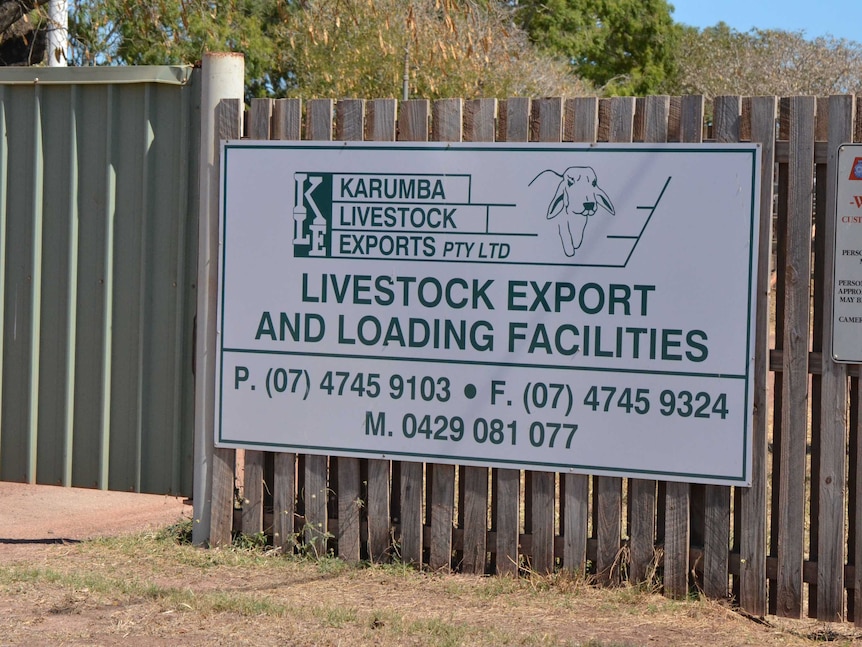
top-left (0, 563), bottom-right (290, 617)
top-left (312, 604), bottom-right (359, 627)
top-left (1, 525), bottom-right (856, 646)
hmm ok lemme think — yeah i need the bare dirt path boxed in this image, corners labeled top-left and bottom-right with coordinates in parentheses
top-left (0, 482), bottom-right (190, 560)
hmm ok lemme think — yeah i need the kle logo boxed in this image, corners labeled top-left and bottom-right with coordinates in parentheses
top-left (292, 173), bottom-right (332, 257)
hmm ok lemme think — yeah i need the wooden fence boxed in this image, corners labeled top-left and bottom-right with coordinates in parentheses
top-left (207, 93), bottom-right (862, 624)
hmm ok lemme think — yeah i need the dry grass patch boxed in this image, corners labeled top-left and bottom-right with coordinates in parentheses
top-left (0, 524), bottom-right (859, 646)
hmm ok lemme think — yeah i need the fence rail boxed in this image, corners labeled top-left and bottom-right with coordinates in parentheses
top-left (208, 93), bottom-right (861, 624)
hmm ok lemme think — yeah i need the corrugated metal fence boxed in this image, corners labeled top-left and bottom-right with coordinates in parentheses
top-left (206, 94), bottom-right (862, 623)
top-left (0, 67), bottom-right (200, 495)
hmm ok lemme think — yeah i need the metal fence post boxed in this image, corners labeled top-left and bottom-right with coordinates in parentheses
top-left (192, 52), bottom-right (245, 546)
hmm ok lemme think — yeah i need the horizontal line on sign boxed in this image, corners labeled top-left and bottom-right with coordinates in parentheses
top-left (226, 142), bottom-right (758, 156)
top-left (332, 201), bottom-right (516, 208)
top-left (220, 346), bottom-right (747, 380)
top-left (329, 172), bottom-right (473, 178)
top-left (214, 438), bottom-right (746, 483)
top-left (606, 235), bottom-right (638, 240)
top-left (301, 257), bottom-right (632, 267)
top-left (332, 228), bottom-right (537, 237)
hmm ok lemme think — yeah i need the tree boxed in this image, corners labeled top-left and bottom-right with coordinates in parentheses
top-left (673, 23), bottom-right (862, 98)
top-left (70, 0), bottom-right (283, 97)
top-left (0, 0), bottom-right (49, 65)
top-left (66, 0), bottom-right (592, 100)
top-left (511, 0), bottom-right (679, 95)
top-left (276, 0), bottom-right (592, 99)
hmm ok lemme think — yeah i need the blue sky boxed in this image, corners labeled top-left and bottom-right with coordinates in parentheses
top-left (670, 0), bottom-right (858, 42)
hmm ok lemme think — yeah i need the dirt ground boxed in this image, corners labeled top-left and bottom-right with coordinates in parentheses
top-left (1, 482), bottom-right (861, 646)
top-left (0, 481), bottom-right (190, 553)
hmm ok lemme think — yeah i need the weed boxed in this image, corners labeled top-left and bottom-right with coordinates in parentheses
top-left (367, 609), bottom-right (404, 633)
top-left (407, 617), bottom-right (469, 647)
top-left (156, 519), bottom-right (193, 544)
top-left (375, 560), bottom-right (417, 577)
top-left (206, 592), bottom-right (287, 616)
top-left (520, 564), bottom-right (592, 595)
top-left (232, 531), bottom-right (270, 551)
top-left (283, 522), bottom-right (336, 561)
top-left (313, 604), bottom-right (358, 627)
top-left (315, 554), bottom-right (356, 575)
top-left (474, 574), bottom-right (523, 598)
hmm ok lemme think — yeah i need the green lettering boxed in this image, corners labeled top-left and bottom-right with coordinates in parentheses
top-left (508, 280), bottom-right (528, 311)
top-left (662, 329), bottom-right (683, 361)
top-left (686, 330), bottom-right (709, 362)
top-left (528, 324), bottom-right (552, 354)
top-left (255, 311), bottom-right (276, 341)
top-left (383, 317), bottom-right (406, 346)
top-left (608, 284), bottom-right (631, 315)
top-left (509, 321), bottom-right (528, 352)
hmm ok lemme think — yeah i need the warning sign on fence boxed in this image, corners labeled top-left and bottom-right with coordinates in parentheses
top-left (216, 141), bottom-right (760, 485)
top-left (832, 145), bottom-right (862, 363)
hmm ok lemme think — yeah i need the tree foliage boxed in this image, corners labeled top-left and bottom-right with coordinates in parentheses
top-left (511, 0), bottom-right (679, 95)
top-left (674, 23), bottom-right (862, 98)
top-left (9, 0), bottom-right (862, 101)
top-left (66, 0), bottom-right (590, 100)
top-left (277, 0), bottom-right (590, 99)
top-left (0, 0), bottom-right (49, 65)
top-left (70, 0), bottom-right (283, 97)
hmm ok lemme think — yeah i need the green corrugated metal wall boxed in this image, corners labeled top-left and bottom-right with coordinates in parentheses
top-left (0, 67), bottom-right (200, 495)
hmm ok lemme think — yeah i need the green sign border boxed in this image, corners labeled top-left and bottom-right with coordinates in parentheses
top-left (217, 141), bottom-right (760, 484)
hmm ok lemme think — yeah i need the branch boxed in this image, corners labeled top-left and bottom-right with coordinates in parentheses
top-left (0, 0), bottom-right (50, 37)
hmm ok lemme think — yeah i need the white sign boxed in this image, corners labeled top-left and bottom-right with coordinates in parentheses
top-left (832, 144), bottom-right (862, 363)
top-left (216, 141), bottom-right (760, 486)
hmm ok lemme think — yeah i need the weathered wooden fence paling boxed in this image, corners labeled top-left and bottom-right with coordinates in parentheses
top-left (209, 93), bottom-right (862, 623)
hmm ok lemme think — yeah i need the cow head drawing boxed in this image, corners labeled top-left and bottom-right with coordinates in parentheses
top-left (529, 166), bottom-right (615, 257)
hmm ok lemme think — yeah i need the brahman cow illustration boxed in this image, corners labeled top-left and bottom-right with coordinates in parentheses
top-left (529, 166), bottom-right (615, 257)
